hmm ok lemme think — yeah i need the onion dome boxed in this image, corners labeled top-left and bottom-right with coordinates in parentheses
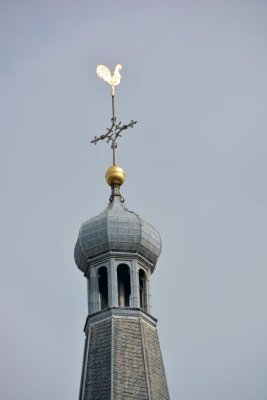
top-left (74, 166), bottom-right (161, 273)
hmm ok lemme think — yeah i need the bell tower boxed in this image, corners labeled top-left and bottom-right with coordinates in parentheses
top-left (74, 65), bottom-right (170, 400)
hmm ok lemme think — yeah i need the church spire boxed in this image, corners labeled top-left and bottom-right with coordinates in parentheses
top-left (74, 64), bottom-right (170, 400)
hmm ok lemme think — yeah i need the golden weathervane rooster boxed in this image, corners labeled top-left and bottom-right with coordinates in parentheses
top-left (96, 64), bottom-right (122, 96)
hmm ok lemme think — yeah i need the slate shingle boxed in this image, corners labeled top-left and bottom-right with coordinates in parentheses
top-left (113, 319), bottom-right (149, 400)
top-left (80, 311), bottom-right (170, 400)
top-left (83, 320), bottom-right (112, 400)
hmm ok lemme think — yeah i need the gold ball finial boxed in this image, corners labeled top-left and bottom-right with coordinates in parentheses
top-left (105, 165), bottom-right (126, 187)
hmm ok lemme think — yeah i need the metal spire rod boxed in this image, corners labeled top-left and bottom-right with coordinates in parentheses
top-left (111, 94), bottom-right (116, 165)
top-left (91, 64), bottom-right (137, 166)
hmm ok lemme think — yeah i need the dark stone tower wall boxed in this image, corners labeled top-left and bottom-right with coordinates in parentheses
top-left (81, 319), bottom-right (112, 400)
top-left (79, 309), bottom-right (169, 400)
top-left (113, 318), bottom-right (148, 399)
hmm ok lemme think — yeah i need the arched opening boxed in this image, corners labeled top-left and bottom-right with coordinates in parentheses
top-left (139, 269), bottom-right (147, 311)
top-left (98, 266), bottom-right (108, 310)
top-left (117, 264), bottom-right (131, 307)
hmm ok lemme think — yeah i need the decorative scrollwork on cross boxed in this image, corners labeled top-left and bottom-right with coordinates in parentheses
top-left (91, 64), bottom-right (137, 165)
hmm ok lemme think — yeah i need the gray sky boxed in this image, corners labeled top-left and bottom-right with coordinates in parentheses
top-left (1, 1), bottom-right (267, 399)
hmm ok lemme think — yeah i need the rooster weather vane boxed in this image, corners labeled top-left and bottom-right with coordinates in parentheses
top-left (91, 64), bottom-right (137, 165)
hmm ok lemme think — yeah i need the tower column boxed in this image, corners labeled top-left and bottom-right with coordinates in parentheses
top-left (131, 260), bottom-right (139, 308)
top-left (90, 268), bottom-right (98, 314)
top-left (108, 258), bottom-right (118, 308)
top-left (147, 273), bottom-right (152, 314)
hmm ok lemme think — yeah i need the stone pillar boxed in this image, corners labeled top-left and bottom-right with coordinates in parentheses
top-left (90, 267), bottom-right (99, 314)
top-left (87, 279), bottom-right (91, 315)
top-left (108, 258), bottom-right (118, 307)
top-left (132, 260), bottom-right (139, 308)
top-left (147, 270), bottom-right (152, 314)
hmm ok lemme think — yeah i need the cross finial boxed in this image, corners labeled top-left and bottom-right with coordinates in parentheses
top-left (91, 64), bottom-right (137, 166)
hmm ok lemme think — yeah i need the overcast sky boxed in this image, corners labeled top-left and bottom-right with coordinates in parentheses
top-left (1, 1), bottom-right (267, 399)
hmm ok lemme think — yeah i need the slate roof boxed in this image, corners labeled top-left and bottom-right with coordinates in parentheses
top-left (79, 309), bottom-right (170, 400)
top-left (74, 197), bottom-right (162, 273)
top-left (82, 320), bottom-right (112, 400)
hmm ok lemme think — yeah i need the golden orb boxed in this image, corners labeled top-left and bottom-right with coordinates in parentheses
top-left (105, 165), bottom-right (126, 186)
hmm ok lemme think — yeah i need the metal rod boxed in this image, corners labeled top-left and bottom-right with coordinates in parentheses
top-left (113, 144), bottom-right (115, 165)
top-left (112, 94), bottom-right (115, 120)
top-left (112, 94), bottom-right (116, 165)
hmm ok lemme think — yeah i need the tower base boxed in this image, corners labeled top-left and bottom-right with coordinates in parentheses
top-left (79, 308), bottom-right (170, 400)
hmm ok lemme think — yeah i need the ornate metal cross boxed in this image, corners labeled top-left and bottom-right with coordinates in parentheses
top-left (91, 64), bottom-right (137, 165)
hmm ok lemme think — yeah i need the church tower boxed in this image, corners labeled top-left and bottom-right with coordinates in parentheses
top-left (74, 65), bottom-right (170, 400)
